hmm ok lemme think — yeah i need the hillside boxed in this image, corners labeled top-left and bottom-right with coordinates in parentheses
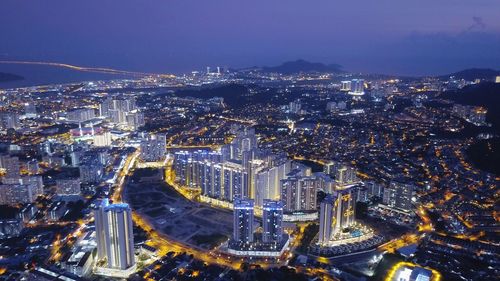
top-left (171, 84), bottom-right (271, 108)
top-left (439, 68), bottom-right (499, 81)
top-left (441, 82), bottom-right (500, 175)
top-left (441, 82), bottom-right (500, 132)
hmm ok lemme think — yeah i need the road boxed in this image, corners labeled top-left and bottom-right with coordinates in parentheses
top-left (0, 60), bottom-right (175, 78)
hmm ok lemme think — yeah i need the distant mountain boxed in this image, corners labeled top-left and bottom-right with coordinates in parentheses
top-left (439, 68), bottom-right (500, 81)
top-left (260, 59), bottom-right (343, 74)
top-left (0, 72), bottom-right (23, 83)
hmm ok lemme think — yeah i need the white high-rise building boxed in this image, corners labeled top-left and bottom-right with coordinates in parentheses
top-left (255, 160), bottom-right (292, 206)
top-left (348, 79), bottom-right (365, 96)
top-left (280, 176), bottom-right (318, 213)
top-left (318, 195), bottom-right (335, 244)
top-left (340, 81), bottom-right (352, 92)
top-left (94, 200), bottom-right (135, 271)
top-left (323, 161), bottom-right (358, 185)
top-left (318, 187), bottom-right (356, 245)
top-left (66, 108), bottom-right (96, 122)
top-left (93, 131), bottom-right (112, 147)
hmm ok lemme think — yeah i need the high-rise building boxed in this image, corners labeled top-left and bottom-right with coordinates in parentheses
top-left (0, 183), bottom-right (43, 205)
top-left (18, 203), bottom-right (38, 223)
top-left (56, 178), bottom-right (81, 196)
top-left (245, 158), bottom-right (265, 200)
top-left (332, 188), bottom-right (356, 233)
top-left (323, 161), bottom-right (336, 176)
top-left (255, 160), bottom-right (292, 206)
top-left (125, 111), bottom-right (144, 130)
top-left (79, 158), bottom-right (104, 184)
top-left (110, 109), bottom-right (126, 124)
top-left (229, 128), bottom-right (258, 161)
top-left (340, 81), bottom-right (352, 92)
top-left (280, 175), bottom-right (318, 213)
top-left (289, 99), bottom-right (302, 114)
top-left (323, 161), bottom-right (358, 185)
top-left (383, 180), bottom-right (414, 212)
top-left (222, 161), bottom-right (247, 201)
top-left (93, 131), bottom-right (112, 147)
top-left (99, 97), bottom-right (113, 117)
top-left (94, 199), bottom-right (109, 260)
top-left (314, 172), bottom-right (336, 194)
top-left (262, 200), bottom-right (283, 243)
top-left (348, 79), bottom-right (365, 96)
top-left (140, 133), bottom-right (166, 162)
top-left (95, 200), bottom-right (135, 270)
top-left (174, 149), bottom-right (252, 202)
top-left (24, 103), bottom-right (37, 118)
top-left (233, 199), bottom-right (254, 244)
top-left (336, 165), bottom-right (357, 184)
top-left (66, 108), bottom-right (96, 122)
top-left (100, 97), bottom-right (143, 129)
top-left (318, 195), bottom-right (335, 244)
top-left (0, 155), bottom-right (20, 179)
top-left (365, 181), bottom-right (384, 198)
top-left (0, 112), bottom-right (20, 130)
top-left (318, 188), bottom-right (356, 245)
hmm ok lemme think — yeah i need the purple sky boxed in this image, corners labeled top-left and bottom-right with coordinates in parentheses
top-left (1, 0), bottom-right (499, 76)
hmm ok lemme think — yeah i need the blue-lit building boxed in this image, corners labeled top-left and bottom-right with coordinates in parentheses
top-left (262, 200), bottom-right (283, 243)
top-left (233, 199), bottom-right (254, 244)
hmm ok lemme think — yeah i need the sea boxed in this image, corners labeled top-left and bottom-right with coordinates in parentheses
top-left (0, 64), bottom-right (134, 89)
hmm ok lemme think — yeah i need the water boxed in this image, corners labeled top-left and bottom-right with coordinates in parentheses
top-left (0, 64), bottom-right (134, 89)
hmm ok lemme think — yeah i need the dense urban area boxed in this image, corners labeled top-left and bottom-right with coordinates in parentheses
top-left (0, 62), bottom-right (498, 281)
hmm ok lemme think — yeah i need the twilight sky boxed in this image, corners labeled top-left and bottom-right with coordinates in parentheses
top-left (1, 0), bottom-right (499, 76)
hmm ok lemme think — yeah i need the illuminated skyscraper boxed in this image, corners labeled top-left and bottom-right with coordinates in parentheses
top-left (222, 161), bottom-right (247, 201)
top-left (332, 188), bottom-right (356, 234)
top-left (383, 180), bottom-right (414, 212)
top-left (318, 187), bottom-right (356, 244)
top-left (280, 176), bottom-right (318, 213)
top-left (255, 160), bottom-right (292, 206)
top-left (140, 133), bottom-right (166, 162)
top-left (323, 161), bottom-right (358, 185)
top-left (95, 200), bottom-right (135, 270)
top-left (348, 79), bottom-right (365, 96)
top-left (318, 195), bottom-right (335, 244)
top-left (94, 199), bottom-right (109, 260)
top-left (340, 81), bottom-right (352, 92)
top-left (262, 200), bottom-right (283, 243)
top-left (233, 199), bottom-right (254, 244)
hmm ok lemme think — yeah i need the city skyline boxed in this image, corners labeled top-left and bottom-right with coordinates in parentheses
top-left (0, 2), bottom-right (498, 281)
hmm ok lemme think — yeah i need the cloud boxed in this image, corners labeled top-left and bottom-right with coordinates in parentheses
top-left (468, 16), bottom-right (486, 31)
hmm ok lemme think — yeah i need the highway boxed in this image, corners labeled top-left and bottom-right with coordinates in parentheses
top-left (0, 60), bottom-right (176, 78)
top-left (115, 152), bottom-right (245, 270)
